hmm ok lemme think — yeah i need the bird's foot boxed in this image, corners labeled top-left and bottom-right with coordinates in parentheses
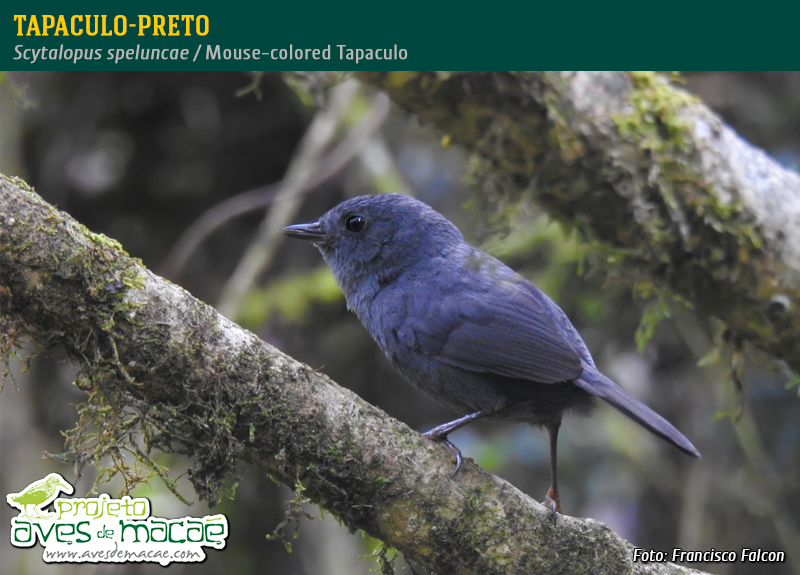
top-left (542, 487), bottom-right (561, 523)
top-left (423, 430), bottom-right (463, 476)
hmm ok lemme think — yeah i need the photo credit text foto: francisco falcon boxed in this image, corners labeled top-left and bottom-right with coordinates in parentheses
top-left (632, 548), bottom-right (786, 563)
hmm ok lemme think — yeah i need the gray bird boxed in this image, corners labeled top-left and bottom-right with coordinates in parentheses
top-left (284, 194), bottom-right (699, 515)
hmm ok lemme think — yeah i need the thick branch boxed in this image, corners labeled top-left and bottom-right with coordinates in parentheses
top-left (356, 71), bottom-right (800, 372)
top-left (0, 175), bottom-right (706, 574)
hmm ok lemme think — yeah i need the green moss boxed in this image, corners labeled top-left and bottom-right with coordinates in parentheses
top-left (383, 71), bottom-right (419, 89)
top-left (37, 223), bottom-right (58, 234)
top-left (82, 226), bottom-right (128, 255)
top-left (635, 297), bottom-right (671, 351)
top-left (266, 480), bottom-right (315, 552)
top-left (614, 71), bottom-right (698, 153)
top-left (610, 73), bottom-right (759, 248)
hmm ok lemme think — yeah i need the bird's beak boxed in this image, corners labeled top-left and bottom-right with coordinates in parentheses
top-left (283, 221), bottom-right (325, 240)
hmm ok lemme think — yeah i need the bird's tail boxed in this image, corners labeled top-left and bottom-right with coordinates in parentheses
top-left (574, 371), bottom-right (700, 458)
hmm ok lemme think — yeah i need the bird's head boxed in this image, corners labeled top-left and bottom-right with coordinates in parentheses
top-left (44, 474), bottom-right (74, 494)
top-left (284, 194), bottom-right (464, 297)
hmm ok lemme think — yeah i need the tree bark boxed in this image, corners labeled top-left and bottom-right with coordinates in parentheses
top-left (355, 71), bottom-right (800, 373)
top-left (0, 174), bottom-right (708, 574)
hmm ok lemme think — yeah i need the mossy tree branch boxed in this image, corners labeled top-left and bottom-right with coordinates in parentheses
top-left (355, 71), bottom-right (800, 373)
top-left (0, 175), bottom-right (707, 574)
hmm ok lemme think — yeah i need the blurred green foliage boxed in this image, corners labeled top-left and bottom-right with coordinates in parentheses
top-left (239, 266), bottom-right (341, 327)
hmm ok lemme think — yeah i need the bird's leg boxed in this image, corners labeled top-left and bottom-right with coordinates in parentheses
top-left (543, 420), bottom-right (562, 519)
top-left (23, 505), bottom-right (40, 519)
top-left (424, 409), bottom-right (489, 476)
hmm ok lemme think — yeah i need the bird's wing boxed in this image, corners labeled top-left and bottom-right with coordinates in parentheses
top-left (396, 277), bottom-right (583, 383)
top-left (529, 285), bottom-right (596, 368)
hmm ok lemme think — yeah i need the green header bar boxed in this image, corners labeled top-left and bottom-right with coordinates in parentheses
top-left (1, 1), bottom-right (794, 70)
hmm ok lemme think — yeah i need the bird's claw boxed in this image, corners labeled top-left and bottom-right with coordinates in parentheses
top-left (424, 432), bottom-right (463, 476)
top-left (543, 488), bottom-right (561, 523)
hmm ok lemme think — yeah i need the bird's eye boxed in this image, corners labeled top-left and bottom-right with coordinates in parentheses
top-left (346, 215), bottom-right (365, 233)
